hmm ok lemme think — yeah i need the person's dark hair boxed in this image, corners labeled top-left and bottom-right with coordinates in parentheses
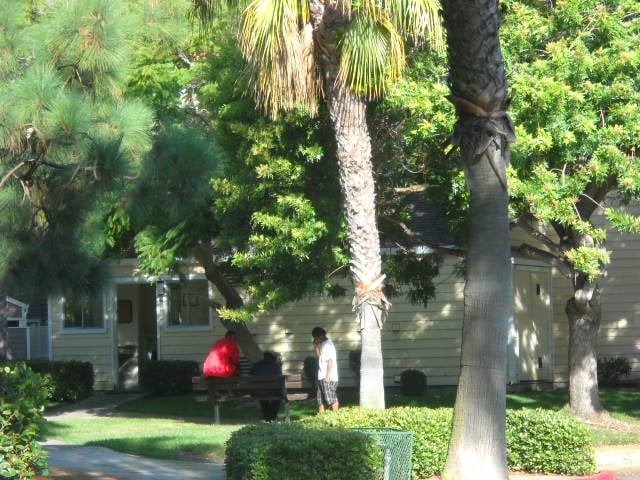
top-left (311, 327), bottom-right (326, 338)
top-left (225, 330), bottom-right (237, 338)
top-left (263, 351), bottom-right (277, 362)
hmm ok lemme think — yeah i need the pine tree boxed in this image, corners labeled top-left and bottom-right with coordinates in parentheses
top-left (0, 0), bottom-right (154, 359)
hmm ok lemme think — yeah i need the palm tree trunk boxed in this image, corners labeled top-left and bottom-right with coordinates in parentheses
top-left (441, 0), bottom-right (513, 478)
top-left (309, 1), bottom-right (389, 409)
top-left (567, 275), bottom-right (603, 417)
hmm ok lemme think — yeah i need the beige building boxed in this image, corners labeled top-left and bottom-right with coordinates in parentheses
top-left (44, 206), bottom-right (640, 392)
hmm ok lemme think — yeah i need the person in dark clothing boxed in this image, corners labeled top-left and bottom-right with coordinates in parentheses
top-left (250, 352), bottom-right (283, 422)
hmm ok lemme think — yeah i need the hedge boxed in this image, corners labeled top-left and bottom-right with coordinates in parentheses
top-left (226, 423), bottom-right (383, 480)
top-left (139, 360), bottom-right (200, 395)
top-left (301, 407), bottom-right (596, 478)
top-left (24, 360), bottom-right (94, 402)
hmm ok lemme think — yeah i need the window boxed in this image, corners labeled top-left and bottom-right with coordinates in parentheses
top-left (63, 293), bottom-right (104, 329)
top-left (168, 280), bottom-right (210, 327)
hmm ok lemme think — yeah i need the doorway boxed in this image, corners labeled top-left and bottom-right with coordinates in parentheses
top-left (513, 265), bottom-right (553, 383)
top-left (115, 283), bottom-right (157, 390)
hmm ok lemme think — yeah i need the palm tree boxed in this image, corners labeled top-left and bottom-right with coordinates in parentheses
top-left (439, 0), bottom-right (514, 479)
top-left (192, 0), bottom-right (442, 408)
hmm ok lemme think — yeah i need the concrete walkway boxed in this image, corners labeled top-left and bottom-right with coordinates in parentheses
top-left (43, 393), bottom-right (640, 480)
top-left (43, 392), bottom-right (226, 480)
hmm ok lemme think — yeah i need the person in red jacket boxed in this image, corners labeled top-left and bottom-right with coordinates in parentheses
top-left (203, 330), bottom-right (241, 377)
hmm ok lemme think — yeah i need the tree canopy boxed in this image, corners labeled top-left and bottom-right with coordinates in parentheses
top-left (0, 0), bottom-right (155, 298)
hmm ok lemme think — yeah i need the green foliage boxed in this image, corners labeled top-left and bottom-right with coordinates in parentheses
top-left (376, 0), bottom-right (639, 287)
top-left (128, 124), bottom-right (222, 274)
top-left (302, 407), bottom-right (450, 479)
top-left (302, 407), bottom-right (596, 478)
top-left (399, 369), bottom-right (427, 396)
top-left (191, 29), bottom-right (348, 317)
top-left (22, 360), bottom-right (94, 402)
top-left (139, 360), bottom-right (200, 395)
top-left (0, 0), bottom-right (154, 296)
top-left (0, 363), bottom-right (50, 479)
top-left (504, 0), bottom-right (640, 279)
top-left (225, 423), bottom-right (383, 480)
top-left (506, 408), bottom-right (596, 475)
top-left (597, 356), bottom-right (632, 386)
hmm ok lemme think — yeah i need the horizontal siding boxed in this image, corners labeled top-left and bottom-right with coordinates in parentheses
top-left (247, 258), bottom-right (465, 387)
top-left (50, 296), bottom-right (114, 390)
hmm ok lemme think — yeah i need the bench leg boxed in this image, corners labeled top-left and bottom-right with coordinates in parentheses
top-left (284, 401), bottom-right (290, 424)
top-left (214, 402), bottom-right (221, 425)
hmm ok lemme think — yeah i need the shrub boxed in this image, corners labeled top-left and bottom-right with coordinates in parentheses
top-left (139, 360), bottom-right (199, 395)
top-left (507, 408), bottom-right (596, 475)
top-left (303, 356), bottom-right (318, 391)
top-left (226, 423), bottom-right (383, 480)
top-left (24, 360), bottom-right (94, 402)
top-left (301, 407), bottom-right (596, 478)
top-left (0, 363), bottom-right (51, 479)
top-left (399, 369), bottom-right (427, 396)
top-left (598, 356), bottom-right (632, 386)
top-left (302, 407), bottom-right (450, 479)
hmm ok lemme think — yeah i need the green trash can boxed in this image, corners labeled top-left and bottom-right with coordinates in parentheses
top-left (352, 428), bottom-right (413, 480)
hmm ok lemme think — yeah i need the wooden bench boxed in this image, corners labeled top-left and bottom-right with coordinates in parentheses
top-left (192, 373), bottom-right (308, 424)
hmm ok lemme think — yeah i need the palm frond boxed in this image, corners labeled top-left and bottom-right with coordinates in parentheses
top-left (240, 0), bottom-right (319, 117)
top-left (337, 15), bottom-right (404, 100)
top-left (385, 0), bottom-right (444, 49)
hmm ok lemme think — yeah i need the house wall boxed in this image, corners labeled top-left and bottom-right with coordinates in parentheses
top-left (50, 296), bottom-right (115, 390)
top-left (47, 199), bottom-right (639, 391)
top-left (242, 257), bottom-right (465, 388)
top-left (596, 202), bottom-right (640, 380)
top-left (547, 202), bottom-right (640, 386)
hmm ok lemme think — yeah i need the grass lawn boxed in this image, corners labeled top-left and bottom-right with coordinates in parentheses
top-left (43, 386), bottom-right (640, 464)
top-left (44, 417), bottom-right (238, 462)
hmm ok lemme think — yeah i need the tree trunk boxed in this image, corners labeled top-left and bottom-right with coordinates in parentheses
top-left (441, 0), bottom-right (513, 478)
top-left (566, 275), bottom-right (603, 417)
top-left (192, 244), bottom-right (262, 363)
top-left (0, 296), bottom-right (12, 362)
top-left (309, 1), bottom-right (389, 409)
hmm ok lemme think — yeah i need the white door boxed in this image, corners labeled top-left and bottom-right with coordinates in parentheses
top-left (513, 266), bottom-right (552, 382)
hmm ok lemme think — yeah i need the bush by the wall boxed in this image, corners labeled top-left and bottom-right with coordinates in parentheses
top-left (506, 408), bottom-right (596, 475)
top-left (301, 407), bottom-right (596, 478)
top-left (226, 423), bottom-right (383, 480)
top-left (597, 356), bottom-right (632, 386)
top-left (139, 360), bottom-right (199, 395)
top-left (0, 363), bottom-right (51, 479)
top-left (24, 360), bottom-right (94, 402)
top-left (399, 369), bottom-right (427, 396)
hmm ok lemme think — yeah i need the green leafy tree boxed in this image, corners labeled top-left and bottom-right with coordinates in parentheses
top-left (192, 0), bottom-right (443, 409)
top-left (0, 0), bottom-right (154, 359)
top-left (373, 0), bottom-right (640, 426)
top-left (505, 0), bottom-right (640, 418)
top-left (116, 25), bottom-right (346, 361)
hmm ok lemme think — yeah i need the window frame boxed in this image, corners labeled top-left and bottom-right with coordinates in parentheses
top-left (60, 292), bottom-right (107, 333)
top-left (165, 278), bottom-right (213, 330)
